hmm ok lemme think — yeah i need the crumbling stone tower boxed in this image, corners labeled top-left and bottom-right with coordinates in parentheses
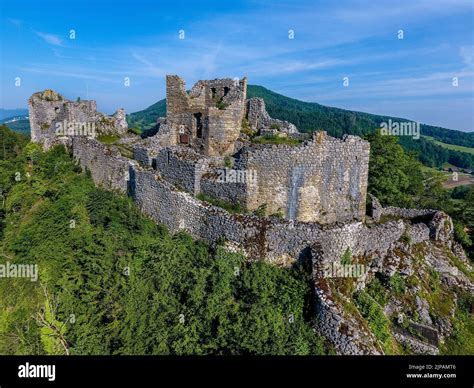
top-left (28, 89), bottom-right (128, 150)
top-left (166, 75), bottom-right (247, 156)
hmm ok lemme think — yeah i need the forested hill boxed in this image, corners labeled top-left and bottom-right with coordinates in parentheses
top-left (127, 85), bottom-right (474, 169)
top-left (246, 86), bottom-right (473, 146)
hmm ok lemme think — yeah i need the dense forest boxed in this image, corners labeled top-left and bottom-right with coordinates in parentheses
top-left (127, 85), bottom-right (474, 169)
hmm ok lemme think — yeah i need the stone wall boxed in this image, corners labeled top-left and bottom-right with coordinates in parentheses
top-left (72, 137), bottom-right (131, 193)
top-left (368, 195), bottom-right (452, 244)
top-left (133, 144), bottom-right (155, 167)
top-left (200, 170), bottom-right (248, 206)
top-left (234, 131), bottom-right (370, 224)
top-left (154, 147), bottom-right (209, 194)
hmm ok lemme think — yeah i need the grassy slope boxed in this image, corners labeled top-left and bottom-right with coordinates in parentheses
top-left (424, 136), bottom-right (474, 155)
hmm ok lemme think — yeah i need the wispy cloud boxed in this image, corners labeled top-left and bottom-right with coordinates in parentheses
top-left (460, 46), bottom-right (474, 69)
top-left (34, 30), bottom-right (64, 47)
top-left (20, 66), bottom-right (118, 84)
top-left (8, 18), bottom-right (22, 27)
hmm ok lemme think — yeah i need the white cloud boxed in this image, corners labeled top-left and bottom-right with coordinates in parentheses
top-left (460, 46), bottom-right (474, 68)
top-left (34, 30), bottom-right (64, 47)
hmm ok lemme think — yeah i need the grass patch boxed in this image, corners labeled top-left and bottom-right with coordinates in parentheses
top-left (252, 134), bottom-right (300, 146)
top-left (366, 276), bottom-right (390, 307)
top-left (97, 134), bottom-right (120, 144)
top-left (196, 193), bottom-right (244, 214)
top-left (389, 273), bottom-right (406, 296)
top-left (419, 268), bottom-right (454, 320)
top-left (423, 136), bottom-right (474, 155)
top-left (354, 290), bottom-right (397, 354)
top-left (441, 291), bottom-right (474, 355)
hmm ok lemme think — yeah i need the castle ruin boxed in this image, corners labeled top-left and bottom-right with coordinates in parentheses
top-left (28, 77), bottom-right (470, 355)
top-left (134, 75), bottom-right (369, 224)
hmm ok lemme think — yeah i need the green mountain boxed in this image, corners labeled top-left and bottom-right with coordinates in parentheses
top-left (127, 98), bottom-right (166, 130)
top-left (127, 85), bottom-right (474, 169)
top-left (0, 118), bottom-right (30, 134)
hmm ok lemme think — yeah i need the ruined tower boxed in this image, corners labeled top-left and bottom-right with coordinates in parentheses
top-left (165, 75), bottom-right (247, 156)
top-left (28, 89), bottom-right (128, 150)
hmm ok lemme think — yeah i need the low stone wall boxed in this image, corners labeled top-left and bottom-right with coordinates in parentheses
top-left (380, 207), bottom-right (435, 219)
top-left (369, 194), bottom-right (436, 221)
top-left (314, 278), bottom-right (383, 355)
top-left (133, 144), bottom-right (155, 167)
top-left (309, 221), bottom-right (406, 272)
top-left (200, 172), bottom-right (248, 206)
top-left (154, 147), bottom-right (203, 194)
top-left (407, 223), bottom-right (431, 244)
top-left (369, 195), bottom-right (452, 244)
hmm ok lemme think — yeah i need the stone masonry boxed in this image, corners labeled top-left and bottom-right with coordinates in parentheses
top-left (165, 75), bottom-right (248, 156)
top-left (29, 89), bottom-right (128, 150)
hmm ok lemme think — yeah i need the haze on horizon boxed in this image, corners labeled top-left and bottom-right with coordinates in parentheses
top-left (0, 0), bottom-right (473, 132)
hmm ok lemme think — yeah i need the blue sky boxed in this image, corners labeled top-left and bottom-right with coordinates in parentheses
top-left (1, 0), bottom-right (473, 131)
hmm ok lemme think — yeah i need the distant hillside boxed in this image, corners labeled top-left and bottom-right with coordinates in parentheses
top-left (246, 86), bottom-right (473, 147)
top-left (127, 85), bottom-right (474, 169)
top-left (127, 99), bottom-right (166, 130)
top-left (0, 108), bottom-right (28, 120)
top-left (0, 118), bottom-right (30, 134)
top-left (0, 109), bottom-right (30, 134)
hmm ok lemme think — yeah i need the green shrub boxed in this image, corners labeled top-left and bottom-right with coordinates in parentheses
top-left (252, 135), bottom-right (300, 146)
top-left (367, 277), bottom-right (389, 307)
top-left (254, 204), bottom-right (267, 217)
top-left (196, 193), bottom-right (243, 214)
top-left (454, 223), bottom-right (472, 247)
top-left (340, 248), bottom-right (352, 265)
top-left (354, 290), bottom-right (393, 352)
top-left (224, 156), bottom-right (233, 168)
top-left (400, 231), bottom-right (412, 245)
top-left (128, 127), bottom-right (142, 136)
top-left (389, 273), bottom-right (406, 296)
top-left (215, 100), bottom-right (229, 110)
